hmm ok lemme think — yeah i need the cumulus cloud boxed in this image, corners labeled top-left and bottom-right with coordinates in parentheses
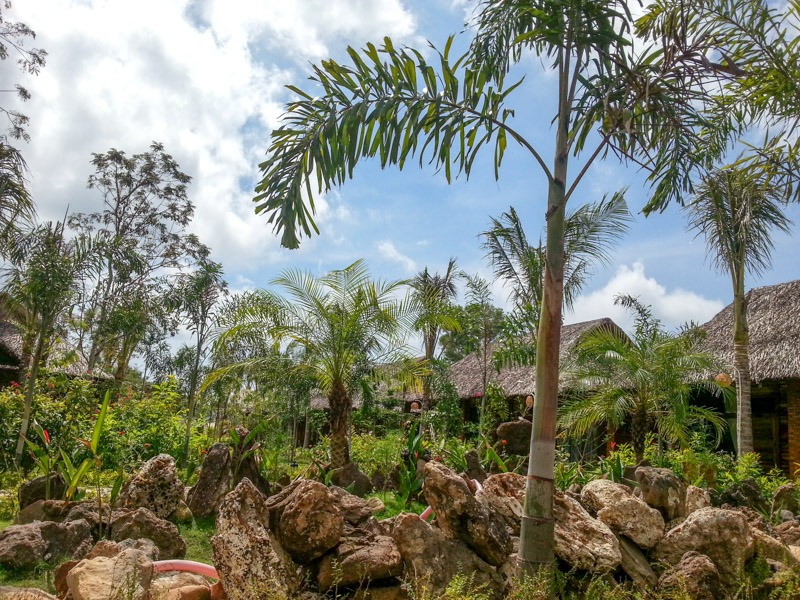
top-left (567, 262), bottom-right (725, 332)
top-left (377, 240), bottom-right (417, 274)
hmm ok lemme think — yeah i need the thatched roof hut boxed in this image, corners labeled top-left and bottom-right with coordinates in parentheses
top-left (449, 317), bottom-right (627, 399)
top-left (700, 279), bottom-right (800, 383)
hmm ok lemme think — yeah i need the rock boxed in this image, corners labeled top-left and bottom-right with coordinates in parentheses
top-left (751, 527), bottom-right (798, 565)
top-left (685, 485), bottom-right (712, 515)
top-left (776, 520), bottom-right (800, 546)
top-left (371, 472), bottom-right (387, 491)
top-left (658, 551), bottom-right (725, 600)
top-left (317, 531), bottom-right (403, 591)
top-left (187, 443), bottom-right (232, 519)
top-left (115, 454), bottom-right (185, 519)
top-left (66, 548), bottom-right (153, 600)
top-left (618, 535), bottom-right (658, 588)
top-left (773, 483), bottom-right (800, 515)
top-left (168, 500), bottom-right (194, 525)
top-left (725, 504), bottom-right (774, 534)
top-left (15, 499), bottom-right (77, 525)
top-left (478, 473), bottom-right (526, 536)
top-left (18, 473), bottom-right (66, 510)
top-left (0, 519), bottom-right (92, 569)
top-left (652, 507), bottom-right (754, 588)
top-left (266, 479), bottom-right (344, 564)
top-left (328, 486), bottom-right (379, 526)
top-left (421, 461), bottom-right (511, 566)
top-left (495, 420), bottom-right (531, 456)
top-left (111, 507), bottom-right (187, 559)
top-left (464, 450), bottom-right (487, 484)
top-left (554, 492), bottom-right (621, 573)
top-left (635, 467), bottom-right (686, 521)
top-left (388, 512), bottom-right (502, 599)
top-left (54, 559), bottom-right (79, 598)
top-left (781, 510), bottom-right (795, 523)
top-left (351, 587), bottom-right (409, 600)
top-left (580, 479), bottom-right (664, 549)
top-left (0, 587), bottom-right (58, 599)
top-left (718, 478), bottom-right (768, 513)
top-left (86, 538), bottom-right (160, 560)
top-left (230, 426), bottom-right (271, 497)
top-left (150, 572), bottom-right (210, 599)
top-left (330, 462), bottom-right (373, 497)
top-left (212, 478), bottom-right (299, 600)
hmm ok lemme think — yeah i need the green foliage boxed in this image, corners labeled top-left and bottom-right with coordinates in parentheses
top-left (350, 431), bottom-right (405, 477)
top-left (422, 362), bottom-right (462, 439)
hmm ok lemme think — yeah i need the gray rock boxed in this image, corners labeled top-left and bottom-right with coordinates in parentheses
top-left (0, 519), bottom-right (92, 569)
top-left (495, 420), bottom-right (531, 456)
top-left (635, 466), bottom-right (686, 521)
top-left (658, 551), bottom-right (725, 600)
top-left (618, 535), bottom-right (657, 588)
top-left (110, 507), bottom-right (186, 560)
top-left (775, 520), bottom-right (800, 546)
top-left (465, 449), bottom-right (487, 484)
top-left (66, 548), bottom-right (152, 600)
top-left (685, 485), bottom-right (712, 515)
top-left (554, 492), bottom-right (621, 573)
top-left (773, 483), bottom-right (800, 515)
top-left (718, 477), bottom-right (768, 514)
top-left (330, 462), bottom-right (373, 497)
top-left (0, 587), bottom-right (58, 599)
top-left (317, 531), bottom-right (403, 591)
top-left (477, 472), bottom-right (526, 536)
top-left (115, 454), bottom-right (185, 519)
top-left (186, 443), bottom-right (231, 519)
top-left (18, 474), bottom-right (66, 510)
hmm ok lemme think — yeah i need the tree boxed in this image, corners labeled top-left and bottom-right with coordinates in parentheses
top-left (686, 167), bottom-right (791, 455)
top-left (68, 142), bottom-right (201, 379)
top-left (215, 260), bottom-right (414, 469)
top-left (440, 301), bottom-right (505, 364)
top-left (253, 0), bottom-right (715, 572)
top-left (410, 258), bottom-right (460, 409)
top-left (170, 255), bottom-right (227, 469)
top-left (561, 295), bottom-right (728, 463)
top-left (0, 142), bottom-right (35, 249)
top-left (2, 221), bottom-right (99, 468)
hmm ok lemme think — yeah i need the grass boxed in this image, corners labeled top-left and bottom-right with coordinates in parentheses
top-left (369, 490), bottom-right (426, 520)
top-left (178, 516), bottom-right (216, 564)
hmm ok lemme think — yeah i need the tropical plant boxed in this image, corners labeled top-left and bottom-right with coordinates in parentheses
top-left (561, 295), bottom-right (728, 463)
top-left (686, 167), bottom-right (792, 455)
top-left (0, 143), bottom-right (35, 249)
top-left (252, 0), bottom-right (722, 572)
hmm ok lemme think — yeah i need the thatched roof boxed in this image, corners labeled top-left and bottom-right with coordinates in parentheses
top-left (449, 318), bottom-right (626, 399)
top-left (700, 279), bottom-right (800, 383)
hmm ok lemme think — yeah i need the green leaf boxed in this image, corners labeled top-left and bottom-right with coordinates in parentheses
top-left (92, 390), bottom-right (112, 456)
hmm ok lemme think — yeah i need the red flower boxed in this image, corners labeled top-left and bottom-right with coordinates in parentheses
top-left (118, 431), bottom-right (125, 436)
top-left (47, 382), bottom-right (54, 389)
top-left (10, 381), bottom-right (19, 388)
top-left (609, 441), bottom-right (617, 451)
top-left (500, 439), bottom-right (507, 445)
top-left (200, 449), bottom-right (207, 455)
top-left (42, 429), bottom-right (50, 445)
top-left (143, 443), bottom-right (152, 448)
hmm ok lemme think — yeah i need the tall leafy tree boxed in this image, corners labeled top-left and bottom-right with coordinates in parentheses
top-left (410, 258), bottom-right (460, 409)
top-left (253, 0), bottom-right (716, 571)
top-left (686, 167), bottom-right (792, 455)
top-left (440, 301), bottom-right (505, 365)
top-left (562, 295), bottom-right (728, 463)
top-left (2, 221), bottom-right (99, 467)
top-left (170, 255), bottom-right (227, 469)
top-left (69, 142), bottom-right (201, 379)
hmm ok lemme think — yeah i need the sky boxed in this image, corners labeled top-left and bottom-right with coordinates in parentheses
top-left (3, 0), bottom-right (799, 338)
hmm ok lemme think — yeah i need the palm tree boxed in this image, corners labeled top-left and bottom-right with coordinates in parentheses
top-left (0, 143), bottom-right (35, 249)
top-left (561, 295), bottom-right (728, 463)
top-left (686, 167), bottom-right (792, 455)
top-left (410, 258), bottom-right (460, 409)
top-left (213, 260), bottom-right (415, 469)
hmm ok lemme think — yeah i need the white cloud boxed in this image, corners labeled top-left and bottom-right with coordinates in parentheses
top-left (377, 240), bottom-right (417, 273)
top-left (567, 262), bottom-right (725, 332)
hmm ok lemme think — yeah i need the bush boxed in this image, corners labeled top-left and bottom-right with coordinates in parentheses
top-left (351, 431), bottom-right (405, 476)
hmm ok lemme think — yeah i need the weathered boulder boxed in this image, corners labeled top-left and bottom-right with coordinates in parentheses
top-left (86, 538), bottom-right (161, 560)
top-left (580, 479), bottom-right (664, 549)
top-left (465, 449), bottom-right (487, 484)
top-left (751, 527), bottom-right (798, 565)
top-left (718, 477), bottom-right (768, 513)
top-left (0, 519), bottom-right (92, 569)
top-left (330, 462), bottom-right (373, 498)
top-left (212, 478), bottom-right (298, 600)
top-left (478, 473), bottom-right (525, 536)
top-left (421, 461), bottom-right (511, 566)
top-left (115, 454), bottom-right (185, 519)
top-left (317, 531), bottom-right (403, 591)
top-left (635, 466), bottom-right (686, 521)
top-left (685, 485), bottom-right (712, 515)
top-left (266, 479), bottom-right (344, 564)
top-left (0, 587), bottom-right (57, 599)
top-left (652, 507), bottom-right (754, 588)
top-left (18, 473), bottom-right (66, 510)
top-left (657, 551), bottom-right (725, 600)
top-left (618, 535), bottom-right (657, 588)
top-left (388, 512), bottom-right (502, 599)
top-left (15, 499), bottom-right (77, 525)
top-left (168, 500), bottom-right (194, 525)
top-left (495, 420), bottom-right (531, 456)
top-left (111, 507), bottom-right (186, 560)
top-left (186, 443), bottom-right (232, 519)
top-left (66, 548), bottom-right (153, 600)
top-left (775, 520), bottom-right (800, 546)
top-left (328, 485), bottom-right (381, 527)
top-left (150, 572), bottom-right (211, 600)
top-left (554, 492), bottom-right (621, 573)
top-left (772, 483), bottom-right (800, 515)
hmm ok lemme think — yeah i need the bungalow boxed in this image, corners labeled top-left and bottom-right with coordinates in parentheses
top-left (699, 279), bottom-right (800, 475)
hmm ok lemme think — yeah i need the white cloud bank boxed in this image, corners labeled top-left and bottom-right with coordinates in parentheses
top-left (567, 262), bottom-right (725, 332)
top-left (377, 240), bottom-right (417, 274)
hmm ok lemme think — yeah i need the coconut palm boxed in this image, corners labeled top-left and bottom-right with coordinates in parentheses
top-left (410, 259), bottom-right (460, 409)
top-left (561, 295), bottom-right (728, 463)
top-left (686, 167), bottom-right (792, 455)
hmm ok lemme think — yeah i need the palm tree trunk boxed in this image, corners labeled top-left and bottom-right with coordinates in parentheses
top-left (631, 403), bottom-right (648, 464)
top-left (733, 281), bottom-right (753, 454)
top-left (14, 332), bottom-right (47, 469)
top-left (328, 383), bottom-right (351, 469)
top-left (519, 48), bottom-right (569, 575)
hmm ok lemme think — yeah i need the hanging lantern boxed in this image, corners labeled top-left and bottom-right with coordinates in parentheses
top-left (526, 395), bottom-right (534, 408)
top-left (410, 401), bottom-right (421, 411)
top-left (715, 373), bottom-right (733, 387)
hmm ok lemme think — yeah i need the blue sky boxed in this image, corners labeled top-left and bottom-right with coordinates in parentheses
top-left (5, 0), bottom-right (799, 337)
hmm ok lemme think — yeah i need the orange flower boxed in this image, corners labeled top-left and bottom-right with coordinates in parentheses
top-left (500, 439), bottom-right (507, 445)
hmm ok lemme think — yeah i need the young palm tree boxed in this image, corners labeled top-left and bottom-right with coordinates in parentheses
top-left (0, 143), bottom-right (35, 249)
top-left (410, 259), bottom-right (460, 409)
top-left (686, 167), bottom-right (792, 455)
top-left (561, 295), bottom-right (727, 463)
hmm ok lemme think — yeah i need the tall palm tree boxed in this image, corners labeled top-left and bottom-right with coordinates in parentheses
top-left (411, 258), bottom-right (460, 409)
top-left (0, 143), bottom-right (36, 249)
top-left (561, 295), bottom-right (728, 463)
top-left (686, 167), bottom-right (792, 455)
top-left (213, 260), bottom-right (415, 469)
